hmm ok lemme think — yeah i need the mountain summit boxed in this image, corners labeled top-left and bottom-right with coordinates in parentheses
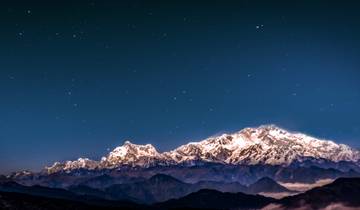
top-left (45, 125), bottom-right (360, 173)
top-left (100, 141), bottom-right (163, 168)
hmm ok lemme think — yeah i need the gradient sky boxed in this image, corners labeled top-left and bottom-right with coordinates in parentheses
top-left (1, 0), bottom-right (360, 174)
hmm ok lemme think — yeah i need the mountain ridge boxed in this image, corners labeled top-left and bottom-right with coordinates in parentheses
top-left (43, 125), bottom-right (360, 174)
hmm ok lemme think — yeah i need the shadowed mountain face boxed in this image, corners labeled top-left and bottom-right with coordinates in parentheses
top-left (105, 174), bottom-right (193, 203)
top-left (193, 180), bottom-right (247, 193)
top-left (77, 174), bottom-right (146, 189)
top-left (12, 164), bottom-right (360, 189)
top-left (102, 174), bottom-right (294, 203)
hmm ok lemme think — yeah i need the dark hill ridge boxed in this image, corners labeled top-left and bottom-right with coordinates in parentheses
top-left (278, 177), bottom-right (360, 209)
top-left (0, 178), bottom-right (139, 206)
top-left (155, 189), bottom-right (276, 210)
top-left (0, 179), bottom-right (79, 201)
top-left (0, 191), bottom-right (145, 210)
top-left (1, 173), bottom-right (293, 204)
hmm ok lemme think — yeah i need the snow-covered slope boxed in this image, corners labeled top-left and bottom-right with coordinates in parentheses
top-left (100, 141), bottom-right (166, 168)
top-left (45, 125), bottom-right (360, 173)
top-left (46, 158), bottom-right (98, 174)
top-left (165, 125), bottom-right (359, 165)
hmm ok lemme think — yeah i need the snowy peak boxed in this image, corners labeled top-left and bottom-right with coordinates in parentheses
top-left (240, 125), bottom-right (360, 163)
top-left (100, 141), bottom-right (163, 168)
top-left (107, 141), bottom-right (159, 159)
top-left (44, 125), bottom-right (360, 173)
top-left (45, 158), bottom-right (98, 174)
top-left (166, 125), bottom-right (360, 165)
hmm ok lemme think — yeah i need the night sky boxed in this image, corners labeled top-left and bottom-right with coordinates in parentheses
top-left (1, 0), bottom-right (360, 174)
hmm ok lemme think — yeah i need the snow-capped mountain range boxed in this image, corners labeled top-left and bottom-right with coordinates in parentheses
top-left (45, 125), bottom-right (360, 174)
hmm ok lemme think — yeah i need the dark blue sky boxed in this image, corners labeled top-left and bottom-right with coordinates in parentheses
top-left (1, 1), bottom-right (360, 174)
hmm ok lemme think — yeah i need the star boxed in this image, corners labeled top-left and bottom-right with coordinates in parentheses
top-left (27, 10), bottom-right (31, 14)
top-left (256, 24), bottom-right (264, 30)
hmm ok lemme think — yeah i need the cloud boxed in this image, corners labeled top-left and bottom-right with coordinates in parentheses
top-left (258, 192), bottom-right (298, 199)
top-left (278, 179), bottom-right (334, 192)
top-left (320, 203), bottom-right (360, 210)
top-left (262, 203), bottom-right (359, 210)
